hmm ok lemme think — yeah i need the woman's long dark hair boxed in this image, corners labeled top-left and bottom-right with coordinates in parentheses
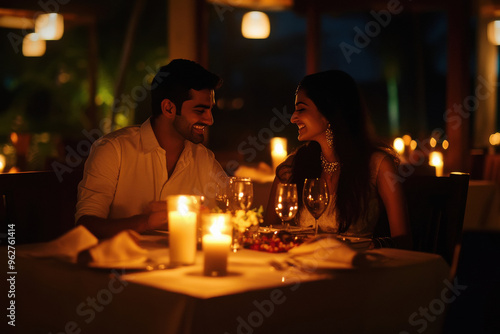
top-left (284, 70), bottom-right (397, 233)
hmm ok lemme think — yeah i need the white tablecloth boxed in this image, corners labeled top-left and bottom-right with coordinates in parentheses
top-left (13, 236), bottom-right (451, 334)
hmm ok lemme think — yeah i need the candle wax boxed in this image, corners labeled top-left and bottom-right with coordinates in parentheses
top-left (203, 234), bottom-right (232, 276)
top-left (169, 211), bottom-right (197, 266)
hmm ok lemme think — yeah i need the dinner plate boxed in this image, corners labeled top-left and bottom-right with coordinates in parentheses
top-left (258, 226), bottom-right (315, 234)
top-left (87, 259), bottom-right (150, 270)
top-left (86, 259), bottom-right (171, 270)
top-left (144, 229), bottom-right (169, 236)
top-left (337, 236), bottom-right (372, 250)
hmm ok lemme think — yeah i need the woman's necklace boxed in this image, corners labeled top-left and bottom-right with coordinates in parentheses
top-left (320, 153), bottom-right (340, 174)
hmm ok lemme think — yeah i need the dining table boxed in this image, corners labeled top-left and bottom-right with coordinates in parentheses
top-left (10, 230), bottom-right (452, 334)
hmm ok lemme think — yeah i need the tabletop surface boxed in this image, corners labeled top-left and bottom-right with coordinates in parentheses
top-left (11, 234), bottom-right (452, 334)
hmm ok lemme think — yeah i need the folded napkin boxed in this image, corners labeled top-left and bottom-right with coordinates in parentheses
top-left (84, 230), bottom-right (148, 266)
top-left (273, 236), bottom-right (383, 271)
top-left (18, 225), bottom-right (99, 263)
top-left (19, 226), bottom-right (149, 267)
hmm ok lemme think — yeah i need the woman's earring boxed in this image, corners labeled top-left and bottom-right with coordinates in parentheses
top-left (326, 123), bottom-right (333, 148)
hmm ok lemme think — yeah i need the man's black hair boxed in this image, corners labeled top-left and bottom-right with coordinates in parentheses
top-left (151, 59), bottom-right (222, 117)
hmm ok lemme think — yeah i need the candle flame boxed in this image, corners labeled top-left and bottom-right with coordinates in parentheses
top-left (0, 154), bottom-right (5, 173)
top-left (209, 216), bottom-right (225, 236)
top-left (430, 137), bottom-right (437, 148)
top-left (177, 196), bottom-right (190, 215)
top-left (490, 132), bottom-right (500, 146)
top-left (402, 134), bottom-right (412, 146)
top-left (273, 142), bottom-right (285, 155)
top-left (393, 137), bottom-right (404, 155)
top-left (429, 151), bottom-right (443, 167)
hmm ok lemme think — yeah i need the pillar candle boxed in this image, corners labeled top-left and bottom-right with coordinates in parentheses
top-left (429, 151), bottom-right (444, 177)
top-left (202, 213), bottom-right (232, 276)
top-left (168, 195), bottom-right (199, 266)
top-left (203, 234), bottom-right (232, 276)
top-left (271, 137), bottom-right (287, 172)
top-left (169, 211), bottom-right (197, 266)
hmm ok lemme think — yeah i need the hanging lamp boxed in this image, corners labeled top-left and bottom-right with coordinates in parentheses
top-left (241, 11), bottom-right (270, 39)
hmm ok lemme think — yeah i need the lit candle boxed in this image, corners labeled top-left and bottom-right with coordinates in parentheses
top-left (0, 154), bottom-right (5, 173)
top-left (393, 137), bottom-right (405, 156)
top-left (271, 137), bottom-right (287, 172)
top-left (168, 195), bottom-right (199, 266)
top-left (490, 132), bottom-right (500, 154)
top-left (429, 151), bottom-right (444, 177)
top-left (202, 213), bottom-right (232, 277)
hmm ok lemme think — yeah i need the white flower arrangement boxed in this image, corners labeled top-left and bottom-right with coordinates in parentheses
top-left (232, 206), bottom-right (263, 233)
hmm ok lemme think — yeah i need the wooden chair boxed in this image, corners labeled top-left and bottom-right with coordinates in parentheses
top-left (376, 172), bottom-right (470, 265)
top-left (0, 169), bottom-right (83, 244)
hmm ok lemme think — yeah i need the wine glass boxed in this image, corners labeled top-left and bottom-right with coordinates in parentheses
top-left (215, 180), bottom-right (230, 212)
top-left (274, 183), bottom-right (298, 230)
top-left (229, 177), bottom-right (253, 211)
top-left (303, 178), bottom-right (329, 235)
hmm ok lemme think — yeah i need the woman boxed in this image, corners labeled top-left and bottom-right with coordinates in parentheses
top-left (265, 70), bottom-right (412, 249)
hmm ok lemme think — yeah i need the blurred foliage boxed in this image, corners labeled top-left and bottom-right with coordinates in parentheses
top-left (0, 0), bottom-right (168, 136)
top-left (0, 0), bottom-right (168, 170)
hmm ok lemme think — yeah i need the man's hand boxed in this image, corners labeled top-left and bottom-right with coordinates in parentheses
top-left (146, 201), bottom-right (167, 230)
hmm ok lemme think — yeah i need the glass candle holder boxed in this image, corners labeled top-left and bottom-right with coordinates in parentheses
top-left (167, 195), bottom-right (201, 266)
top-left (202, 213), bottom-right (232, 277)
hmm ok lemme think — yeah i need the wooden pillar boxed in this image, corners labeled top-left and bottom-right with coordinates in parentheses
top-left (445, 1), bottom-right (471, 173)
top-left (168, 0), bottom-right (204, 62)
top-left (306, 3), bottom-right (320, 75)
top-left (111, 0), bottom-right (146, 130)
top-left (476, 1), bottom-right (498, 152)
top-left (87, 17), bottom-right (98, 131)
top-left (196, 0), bottom-right (209, 67)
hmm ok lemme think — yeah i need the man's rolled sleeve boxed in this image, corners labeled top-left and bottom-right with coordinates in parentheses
top-left (75, 138), bottom-right (121, 222)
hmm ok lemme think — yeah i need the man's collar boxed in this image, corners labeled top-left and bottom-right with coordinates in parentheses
top-left (140, 117), bottom-right (161, 153)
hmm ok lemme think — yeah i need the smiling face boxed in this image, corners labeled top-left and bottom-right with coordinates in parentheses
top-left (173, 88), bottom-right (215, 144)
top-left (291, 88), bottom-right (329, 142)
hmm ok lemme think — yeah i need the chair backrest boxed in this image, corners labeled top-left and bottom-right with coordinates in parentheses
top-left (402, 172), bottom-right (470, 264)
top-left (0, 169), bottom-right (83, 244)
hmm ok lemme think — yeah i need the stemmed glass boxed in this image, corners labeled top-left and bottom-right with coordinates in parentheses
top-left (274, 183), bottom-right (298, 230)
top-left (215, 180), bottom-right (230, 212)
top-left (303, 178), bottom-right (329, 236)
top-left (229, 177), bottom-right (253, 212)
top-left (228, 177), bottom-right (253, 251)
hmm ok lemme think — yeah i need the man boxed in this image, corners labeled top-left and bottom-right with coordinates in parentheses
top-left (76, 59), bottom-right (228, 238)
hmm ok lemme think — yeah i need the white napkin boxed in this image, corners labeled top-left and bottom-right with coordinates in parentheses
top-left (276, 236), bottom-right (381, 270)
top-left (86, 230), bottom-right (148, 265)
top-left (18, 225), bottom-right (99, 263)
